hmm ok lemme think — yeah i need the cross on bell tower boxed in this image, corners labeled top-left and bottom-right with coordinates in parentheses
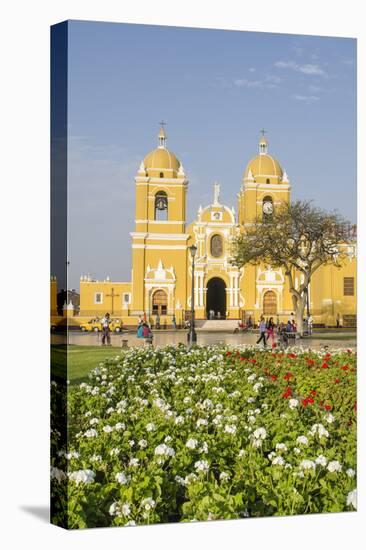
top-left (259, 128), bottom-right (268, 155)
top-left (158, 121), bottom-right (167, 148)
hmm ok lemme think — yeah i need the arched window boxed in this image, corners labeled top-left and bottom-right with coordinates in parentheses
top-left (266, 178), bottom-right (270, 184)
top-left (262, 195), bottom-right (274, 218)
top-left (152, 289), bottom-right (167, 315)
top-left (263, 290), bottom-right (277, 314)
top-left (155, 191), bottom-right (168, 221)
top-left (210, 234), bottom-right (223, 257)
top-left (159, 172), bottom-right (164, 178)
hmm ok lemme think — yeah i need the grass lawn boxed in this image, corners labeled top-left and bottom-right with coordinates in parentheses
top-left (51, 345), bottom-right (123, 385)
top-left (306, 333), bottom-right (356, 341)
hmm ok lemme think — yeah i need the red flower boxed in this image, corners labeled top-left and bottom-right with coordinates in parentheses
top-left (341, 365), bottom-right (349, 371)
top-left (288, 353), bottom-right (297, 359)
top-left (354, 401), bottom-right (357, 413)
top-left (272, 342), bottom-right (277, 349)
top-left (306, 359), bottom-right (315, 366)
top-left (240, 357), bottom-right (247, 361)
top-left (324, 404), bottom-right (332, 411)
top-left (310, 390), bottom-right (317, 396)
top-left (302, 397), bottom-right (314, 407)
top-left (335, 378), bottom-right (340, 384)
top-left (322, 363), bottom-right (329, 369)
top-left (282, 387), bottom-right (292, 399)
top-left (271, 374), bottom-right (277, 381)
top-left (226, 351), bottom-right (232, 357)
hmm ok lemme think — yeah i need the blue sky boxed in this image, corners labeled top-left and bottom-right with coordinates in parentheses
top-left (66, 21), bottom-right (356, 289)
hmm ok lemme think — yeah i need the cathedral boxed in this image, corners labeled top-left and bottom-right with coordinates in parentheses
top-left (73, 126), bottom-right (356, 328)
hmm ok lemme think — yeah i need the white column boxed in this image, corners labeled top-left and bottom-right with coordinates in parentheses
top-left (199, 273), bottom-right (204, 306)
top-left (229, 275), bottom-right (234, 307)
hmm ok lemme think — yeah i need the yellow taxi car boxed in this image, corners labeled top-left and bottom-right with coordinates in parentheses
top-left (80, 318), bottom-right (123, 333)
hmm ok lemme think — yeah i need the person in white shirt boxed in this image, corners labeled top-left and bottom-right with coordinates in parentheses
top-left (101, 312), bottom-right (112, 345)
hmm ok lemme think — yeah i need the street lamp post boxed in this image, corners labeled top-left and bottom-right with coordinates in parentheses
top-left (188, 244), bottom-right (197, 344)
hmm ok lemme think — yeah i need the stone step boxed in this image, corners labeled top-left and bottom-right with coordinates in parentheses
top-left (196, 320), bottom-right (239, 332)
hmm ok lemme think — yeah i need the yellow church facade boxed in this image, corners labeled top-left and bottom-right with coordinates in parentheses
top-left (72, 127), bottom-right (356, 328)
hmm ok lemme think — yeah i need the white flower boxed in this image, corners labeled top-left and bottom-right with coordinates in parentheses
top-left (324, 413), bottom-right (335, 424)
top-left (346, 468), bottom-right (356, 478)
top-left (69, 469), bottom-right (95, 485)
top-left (196, 418), bottom-right (208, 428)
top-left (90, 454), bottom-right (102, 463)
top-left (129, 458), bottom-right (139, 467)
top-left (115, 422), bottom-right (125, 431)
top-left (346, 489), bottom-right (357, 509)
top-left (146, 422), bottom-right (156, 432)
top-left (183, 396), bottom-right (191, 404)
top-left (315, 455), bottom-right (328, 467)
top-left (126, 520), bottom-right (136, 526)
top-left (141, 497), bottom-right (156, 511)
top-left (275, 443), bottom-right (288, 452)
top-left (247, 397), bottom-right (255, 403)
top-left (84, 428), bottom-right (98, 438)
top-left (109, 502), bottom-right (120, 517)
top-left (293, 447), bottom-right (301, 455)
top-left (164, 435), bottom-right (172, 443)
top-left (154, 444), bottom-right (175, 457)
top-left (50, 466), bottom-right (66, 483)
top-left (115, 472), bottom-right (128, 485)
top-left (184, 473), bottom-right (198, 485)
top-left (175, 475), bottom-right (186, 486)
top-left (296, 436), bottom-right (308, 446)
top-left (248, 416), bottom-right (256, 423)
top-left (103, 425), bottom-right (113, 433)
top-left (195, 460), bottom-right (210, 473)
top-left (253, 427), bottom-right (267, 440)
top-left (327, 460), bottom-right (342, 473)
top-left (110, 447), bottom-right (120, 456)
top-left (128, 440), bottom-right (135, 447)
top-left (289, 399), bottom-right (299, 409)
top-left (186, 438), bottom-right (198, 450)
top-left (253, 382), bottom-right (263, 392)
top-left (224, 424), bottom-right (237, 434)
top-left (310, 424), bottom-right (329, 438)
top-left (138, 439), bottom-right (148, 449)
top-left (175, 416), bottom-right (184, 425)
top-left (65, 451), bottom-right (79, 460)
top-left (299, 460), bottom-right (316, 471)
top-left (89, 417), bottom-right (99, 425)
top-left (199, 442), bottom-right (209, 454)
top-left (272, 456), bottom-right (285, 466)
top-left (106, 407), bottom-right (115, 414)
top-left (219, 472), bottom-right (230, 482)
top-left (121, 503), bottom-right (131, 516)
top-left (247, 373), bottom-right (257, 382)
top-left (238, 450), bottom-right (246, 457)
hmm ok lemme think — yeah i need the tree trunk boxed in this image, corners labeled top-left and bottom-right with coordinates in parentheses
top-left (295, 295), bottom-right (307, 337)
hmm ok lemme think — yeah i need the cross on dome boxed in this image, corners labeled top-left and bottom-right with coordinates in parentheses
top-left (158, 121), bottom-right (167, 149)
top-left (213, 181), bottom-right (221, 205)
top-left (259, 128), bottom-right (268, 155)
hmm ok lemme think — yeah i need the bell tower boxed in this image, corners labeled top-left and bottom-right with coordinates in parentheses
top-left (238, 132), bottom-right (291, 226)
top-left (130, 125), bottom-right (190, 321)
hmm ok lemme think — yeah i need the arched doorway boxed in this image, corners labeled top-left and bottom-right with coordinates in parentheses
top-left (206, 278), bottom-right (226, 319)
top-left (263, 290), bottom-right (277, 315)
top-left (152, 289), bottom-right (167, 315)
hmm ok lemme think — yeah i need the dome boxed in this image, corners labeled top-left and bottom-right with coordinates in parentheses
top-left (144, 148), bottom-right (180, 171)
top-left (244, 154), bottom-right (283, 179)
top-left (142, 124), bottom-right (182, 176)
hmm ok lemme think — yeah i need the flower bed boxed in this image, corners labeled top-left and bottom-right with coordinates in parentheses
top-left (51, 344), bottom-right (357, 528)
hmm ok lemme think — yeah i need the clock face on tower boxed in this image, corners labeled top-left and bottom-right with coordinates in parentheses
top-left (262, 201), bottom-right (273, 215)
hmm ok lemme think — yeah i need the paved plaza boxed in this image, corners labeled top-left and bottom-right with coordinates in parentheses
top-left (52, 330), bottom-right (356, 350)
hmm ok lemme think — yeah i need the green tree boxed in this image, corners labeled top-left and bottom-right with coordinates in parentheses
top-left (231, 200), bottom-right (352, 335)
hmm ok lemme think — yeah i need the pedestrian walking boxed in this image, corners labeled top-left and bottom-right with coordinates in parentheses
top-left (156, 313), bottom-right (161, 329)
top-left (256, 316), bottom-right (267, 347)
top-left (172, 314), bottom-right (177, 329)
top-left (101, 312), bottom-right (112, 346)
top-left (266, 317), bottom-right (276, 345)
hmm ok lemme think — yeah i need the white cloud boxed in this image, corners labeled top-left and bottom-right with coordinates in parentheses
top-left (234, 74), bottom-right (282, 89)
top-left (292, 94), bottom-right (319, 103)
top-left (274, 60), bottom-right (326, 76)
